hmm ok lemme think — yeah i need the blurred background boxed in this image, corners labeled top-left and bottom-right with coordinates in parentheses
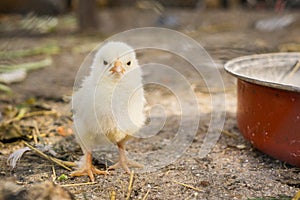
top-left (0, 0), bottom-right (300, 33)
top-left (0, 2), bottom-right (300, 199)
top-left (0, 0), bottom-right (299, 99)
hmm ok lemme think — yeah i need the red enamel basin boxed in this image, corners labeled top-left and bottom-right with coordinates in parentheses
top-left (225, 53), bottom-right (300, 167)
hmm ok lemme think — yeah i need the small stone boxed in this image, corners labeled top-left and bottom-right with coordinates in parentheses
top-left (236, 144), bottom-right (246, 150)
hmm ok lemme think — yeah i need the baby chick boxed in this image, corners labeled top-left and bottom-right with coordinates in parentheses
top-left (71, 41), bottom-right (146, 182)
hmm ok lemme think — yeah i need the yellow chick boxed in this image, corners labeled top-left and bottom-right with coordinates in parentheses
top-left (71, 41), bottom-right (146, 182)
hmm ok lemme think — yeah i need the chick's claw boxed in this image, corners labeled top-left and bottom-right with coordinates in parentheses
top-left (108, 159), bottom-right (144, 174)
top-left (70, 152), bottom-right (108, 182)
top-left (71, 165), bottom-right (108, 182)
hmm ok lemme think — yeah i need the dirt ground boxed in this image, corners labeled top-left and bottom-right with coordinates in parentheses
top-left (0, 8), bottom-right (300, 200)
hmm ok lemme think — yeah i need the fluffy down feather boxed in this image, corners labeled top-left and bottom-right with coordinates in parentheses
top-left (71, 41), bottom-right (146, 181)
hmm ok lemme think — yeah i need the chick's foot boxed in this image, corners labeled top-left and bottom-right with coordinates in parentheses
top-left (108, 141), bottom-right (143, 174)
top-left (70, 152), bottom-right (108, 182)
top-left (108, 159), bottom-right (143, 174)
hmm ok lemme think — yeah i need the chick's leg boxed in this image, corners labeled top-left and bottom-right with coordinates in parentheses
top-left (108, 139), bottom-right (143, 173)
top-left (70, 151), bottom-right (108, 182)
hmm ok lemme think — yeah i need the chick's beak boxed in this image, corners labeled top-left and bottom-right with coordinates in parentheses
top-left (109, 60), bottom-right (125, 74)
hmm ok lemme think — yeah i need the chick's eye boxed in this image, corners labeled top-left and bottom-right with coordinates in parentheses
top-left (126, 61), bottom-right (131, 66)
top-left (103, 60), bottom-right (108, 65)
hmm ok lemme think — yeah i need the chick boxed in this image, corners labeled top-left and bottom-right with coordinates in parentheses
top-left (71, 41), bottom-right (146, 182)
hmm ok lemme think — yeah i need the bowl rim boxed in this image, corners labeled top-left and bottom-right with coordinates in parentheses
top-left (224, 52), bottom-right (300, 93)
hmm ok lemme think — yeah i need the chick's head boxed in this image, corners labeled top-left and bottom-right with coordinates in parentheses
top-left (91, 41), bottom-right (138, 81)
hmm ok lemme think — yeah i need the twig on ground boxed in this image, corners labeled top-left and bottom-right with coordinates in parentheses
top-left (172, 180), bottom-right (203, 192)
top-left (33, 120), bottom-right (44, 144)
top-left (60, 182), bottom-right (97, 187)
top-left (0, 44), bottom-right (60, 59)
top-left (0, 83), bottom-right (12, 93)
top-left (125, 170), bottom-right (135, 200)
top-left (52, 165), bottom-right (57, 182)
top-left (142, 188), bottom-right (150, 200)
top-left (1, 110), bottom-right (58, 127)
top-left (110, 190), bottom-right (116, 200)
top-left (32, 129), bottom-right (38, 144)
top-left (26, 133), bottom-right (47, 140)
top-left (25, 110), bottom-right (59, 118)
top-left (0, 57), bottom-right (52, 73)
top-left (220, 129), bottom-right (238, 139)
top-left (23, 141), bottom-right (75, 171)
top-left (292, 189), bottom-right (300, 200)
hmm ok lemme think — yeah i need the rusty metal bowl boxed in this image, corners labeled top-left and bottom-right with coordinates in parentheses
top-left (225, 52), bottom-right (300, 167)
